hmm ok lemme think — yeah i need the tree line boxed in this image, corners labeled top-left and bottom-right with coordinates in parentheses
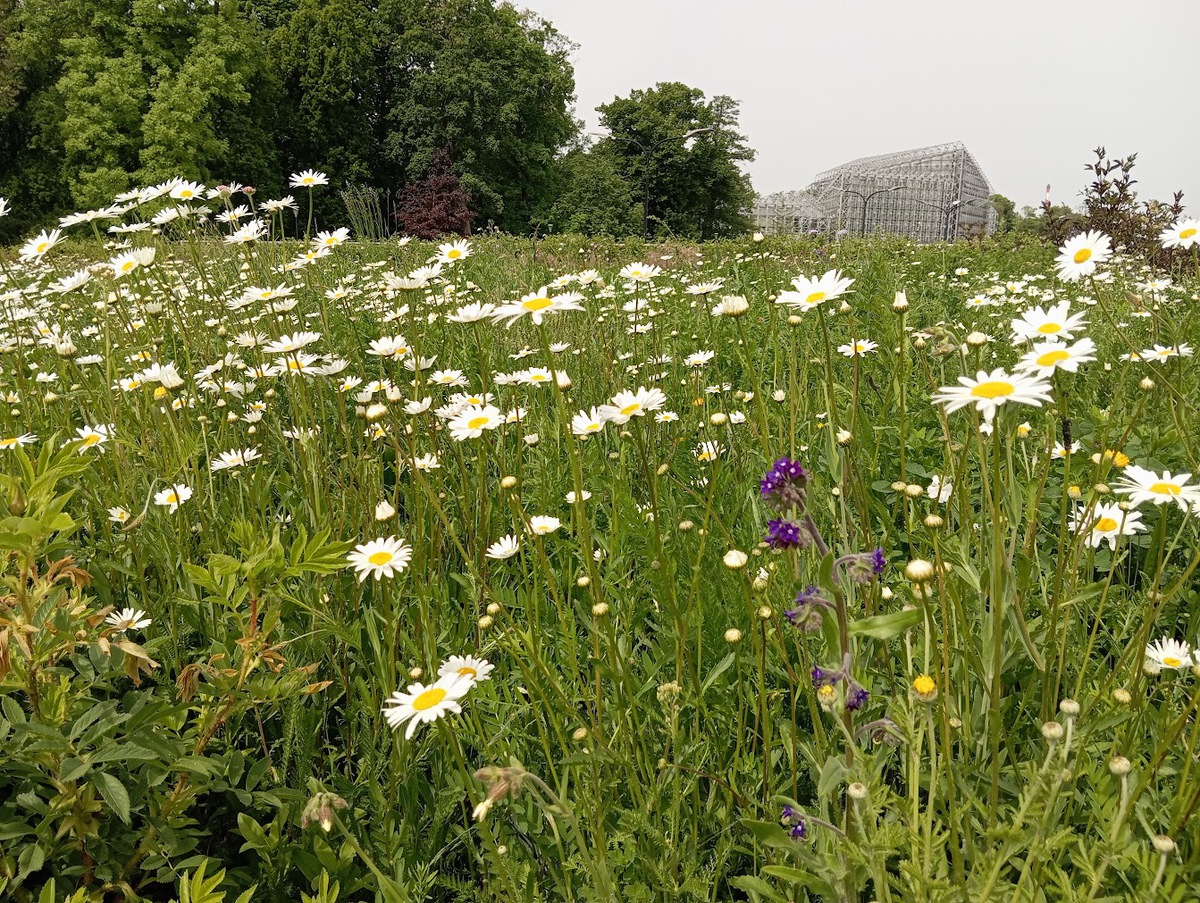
top-left (0, 0), bottom-right (755, 242)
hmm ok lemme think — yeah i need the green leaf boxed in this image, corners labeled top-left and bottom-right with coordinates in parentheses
top-left (848, 607), bottom-right (922, 640)
top-left (761, 865), bottom-right (836, 896)
top-left (727, 875), bottom-right (786, 902)
top-left (701, 652), bottom-right (736, 694)
top-left (741, 818), bottom-right (795, 850)
top-left (93, 772), bottom-right (131, 824)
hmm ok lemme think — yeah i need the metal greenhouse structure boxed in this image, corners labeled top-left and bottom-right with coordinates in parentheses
top-left (753, 141), bottom-right (997, 242)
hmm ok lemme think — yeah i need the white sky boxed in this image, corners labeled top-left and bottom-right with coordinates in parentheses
top-left (518, 0), bottom-right (1198, 210)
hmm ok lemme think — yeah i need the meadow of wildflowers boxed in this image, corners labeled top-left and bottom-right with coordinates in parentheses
top-left (1, 179), bottom-right (1200, 901)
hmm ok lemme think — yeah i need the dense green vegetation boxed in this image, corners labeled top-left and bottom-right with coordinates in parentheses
top-left (0, 1), bottom-right (755, 244)
top-left (2, 185), bottom-right (1200, 898)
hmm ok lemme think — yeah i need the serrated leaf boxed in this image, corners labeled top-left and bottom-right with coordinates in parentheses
top-left (93, 772), bottom-right (131, 824)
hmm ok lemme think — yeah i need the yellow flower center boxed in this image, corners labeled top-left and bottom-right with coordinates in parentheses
top-left (467, 416), bottom-right (489, 430)
top-left (1037, 322), bottom-right (1061, 334)
top-left (1095, 517), bottom-right (1119, 532)
top-left (154, 386), bottom-right (169, 399)
top-left (970, 381), bottom-right (1014, 400)
top-left (1036, 350), bottom-right (1070, 367)
top-left (619, 403), bottom-right (640, 416)
top-left (287, 359), bottom-right (305, 370)
top-left (522, 296), bottom-right (553, 311)
top-left (1180, 228), bottom-right (1197, 240)
top-left (805, 291), bottom-right (826, 304)
top-left (121, 261), bottom-right (135, 272)
top-left (447, 250), bottom-right (462, 259)
top-left (1163, 657), bottom-right (1183, 668)
top-left (165, 493), bottom-right (178, 504)
top-left (457, 667), bottom-right (478, 678)
top-left (0, 438), bottom-right (16, 448)
top-left (368, 550), bottom-right (393, 566)
top-left (1073, 248), bottom-right (1091, 264)
top-left (36, 242), bottom-right (48, 253)
top-left (412, 687), bottom-right (447, 711)
top-left (1149, 482), bottom-right (1181, 495)
top-left (82, 434), bottom-right (100, 446)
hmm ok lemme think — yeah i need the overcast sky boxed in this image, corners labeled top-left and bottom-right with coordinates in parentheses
top-left (517, 0), bottom-right (1197, 211)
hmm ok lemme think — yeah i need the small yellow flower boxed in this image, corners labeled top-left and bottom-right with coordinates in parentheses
top-left (912, 674), bottom-right (938, 703)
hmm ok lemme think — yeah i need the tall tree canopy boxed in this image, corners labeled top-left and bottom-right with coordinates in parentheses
top-left (588, 81), bottom-right (756, 240)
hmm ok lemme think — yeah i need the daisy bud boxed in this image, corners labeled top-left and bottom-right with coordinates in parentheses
top-left (592, 602), bottom-right (609, 617)
top-left (1017, 421), bottom-right (1031, 438)
top-left (247, 425), bottom-right (257, 435)
top-left (914, 337), bottom-right (927, 348)
top-left (1067, 485), bottom-right (1081, 500)
top-left (265, 388), bottom-right (277, 398)
top-left (905, 559), bottom-right (935, 583)
top-left (837, 301), bottom-right (851, 313)
top-left (847, 782), bottom-right (869, 800)
top-left (816, 684), bottom-right (836, 710)
top-left (1041, 721), bottom-right (1064, 742)
top-left (1059, 698), bottom-right (1080, 718)
top-left (1151, 835), bottom-right (1176, 855)
top-left (710, 412), bottom-right (727, 425)
top-left (723, 549), bottom-right (748, 569)
top-left (227, 412), bottom-right (239, 423)
top-left (576, 575), bottom-right (590, 587)
top-left (904, 483), bottom-right (924, 498)
top-left (678, 519), bottom-right (694, 532)
top-left (656, 462), bottom-right (670, 475)
top-left (375, 500), bottom-right (396, 521)
top-left (912, 674), bottom-right (938, 703)
top-left (365, 403), bottom-right (387, 421)
top-left (1093, 483), bottom-right (1109, 495)
top-left (1140, 377), bottom-right (1155, 391)
top-left (724, 628), bottom-right (742, 644)
top-left (829, 486), bottom-right (841, 497)
top-left (524, 433), bottom-right (539, 447)
top-left (500, 475), bottom-right (517, 489)
top-left (836, 429), bottom-right (853, 446)
top-left (773, 390), bottom-right (786, 402)
top-left (1113, 688), bottom-right (1132, 705)
top-left (966, 331), bottom-right (989, 347)
top-left (890, 480), bottom-right (907, 492)
top-left (757, 605), bottom-right (773, 620)
top-left (752, 232), bottom-right (765, 242)
top-left (478, 615), bottom-right (494, 629)
top-left (787, 315), bottom-right (803, 326)
top-left (923, 514), bottom-right (944, 529)
top-left (893, 291), bottom-right (909, 312)
top-left (1108, 756), bottom-right (1131, 776)
top-left (949, 717), bottom-right (962, 729)
top-left (573, 727), bottom-right (589, 741)
top-left (486, 602), bottom-right (500, 615)
top-left (880, 586), bottom-right (894, 601)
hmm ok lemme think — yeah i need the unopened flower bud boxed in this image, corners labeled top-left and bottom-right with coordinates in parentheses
top-left (1041, 721), bottom-right (1064, 742)
top-left (1108, 756), bottom-right (1131, 776)
top-left (905, 559), bottom-right (935, 583)
top-left (500, 475), bottom-right (517, 489)
top-left (724, 628), bottom-right (742, 644)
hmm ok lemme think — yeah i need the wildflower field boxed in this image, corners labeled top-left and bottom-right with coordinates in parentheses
top-left (3, 184), bottom-right (1200, 902)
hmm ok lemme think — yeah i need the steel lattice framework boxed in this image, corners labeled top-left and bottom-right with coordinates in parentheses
top-left (753, 141), bottom-right (997, 241)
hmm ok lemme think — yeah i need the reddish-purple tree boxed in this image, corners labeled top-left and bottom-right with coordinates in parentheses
top-left (395, 147), bottom-right (474, 239)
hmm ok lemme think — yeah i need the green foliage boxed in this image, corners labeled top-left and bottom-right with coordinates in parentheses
top-left (594, 81), bottom-right (756, 239)
top-left (0, 0), bottom-right (580, 236)
top-left (542, 147), bottom-right (639, 237)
